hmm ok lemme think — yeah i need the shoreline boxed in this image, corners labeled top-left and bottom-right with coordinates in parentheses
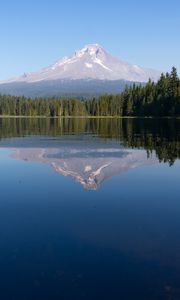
top-left (0, 115), bottom-right (179, 119)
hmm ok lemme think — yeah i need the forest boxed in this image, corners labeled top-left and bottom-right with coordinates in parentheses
top-left (0, 67), bottom-right (179, 117)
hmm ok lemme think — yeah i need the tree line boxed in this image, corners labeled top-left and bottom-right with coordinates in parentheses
top-left (0, 67), bottom-right (179, 117)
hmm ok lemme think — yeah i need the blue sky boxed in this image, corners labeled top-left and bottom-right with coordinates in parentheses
top-left (0, 0), bottom-right (180, 80)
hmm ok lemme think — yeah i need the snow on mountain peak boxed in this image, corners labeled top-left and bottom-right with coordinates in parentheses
top-left (75, 43), bottom-right (104, 58)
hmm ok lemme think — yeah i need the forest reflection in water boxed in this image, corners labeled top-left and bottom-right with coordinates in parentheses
top-left (0, 117), bottom-right (179, 189)
top-left (0, 117), bottom-right (180, 165)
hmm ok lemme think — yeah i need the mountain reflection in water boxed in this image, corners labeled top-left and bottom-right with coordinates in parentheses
top-left (11, 142), bottom-right (157, 190)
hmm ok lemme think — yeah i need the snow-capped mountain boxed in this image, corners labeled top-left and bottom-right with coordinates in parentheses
top-left (1, 44), bottom-right (161, 84)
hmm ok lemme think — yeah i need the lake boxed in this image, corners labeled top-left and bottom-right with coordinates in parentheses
top-left (0, 117), bottom-right (180, 300)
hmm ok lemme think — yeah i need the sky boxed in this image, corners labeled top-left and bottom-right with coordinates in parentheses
top-left (0, 0), bottom-right (180, 80)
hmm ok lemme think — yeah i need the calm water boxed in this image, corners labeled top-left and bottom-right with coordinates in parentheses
top-left (0, 118), bottom-right (180, 300)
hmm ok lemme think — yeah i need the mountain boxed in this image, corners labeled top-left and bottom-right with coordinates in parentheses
top-left (2, 44), bottom-right (161, 83)
top-left (0, 44), bottom-right (161, 98)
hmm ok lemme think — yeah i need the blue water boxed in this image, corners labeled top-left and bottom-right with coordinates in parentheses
top-left (0, 118), bottom-right (180, 299)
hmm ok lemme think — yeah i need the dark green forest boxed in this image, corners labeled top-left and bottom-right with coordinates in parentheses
top-left (0, 67), bottom-right (179, 117)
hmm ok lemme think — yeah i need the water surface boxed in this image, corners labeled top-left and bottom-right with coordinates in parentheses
top-left (0, 118), bottom-right (180, 299)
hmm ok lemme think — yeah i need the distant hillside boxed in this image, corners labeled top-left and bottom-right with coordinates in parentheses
top-left (0, 79), bottom-right (137, 99)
